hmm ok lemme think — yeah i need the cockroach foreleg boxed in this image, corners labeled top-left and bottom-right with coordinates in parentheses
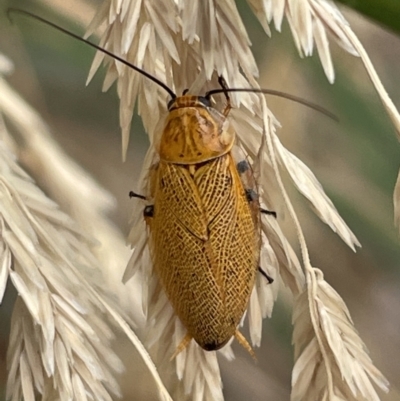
top-left (218, 76), bottom-right (232, 117)
top-left (258, 267), bottom-right (274, 284)
top-left (234, 330), bottom-right (256, 360)
top-left (170, 333), bottom-right (192, 360)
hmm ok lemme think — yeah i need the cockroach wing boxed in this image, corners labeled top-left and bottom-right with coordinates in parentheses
top-left (148, 153), bottom-right (260, 351)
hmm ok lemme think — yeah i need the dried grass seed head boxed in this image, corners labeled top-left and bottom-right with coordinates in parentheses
top-left (0, 123), bottom-right (123, 400)
top-left (85, 1), bottom-right (398, 400)
top-left (0, 67), bottom-right (170, 400)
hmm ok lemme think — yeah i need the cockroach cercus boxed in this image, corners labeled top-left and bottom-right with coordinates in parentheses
top-left (8, 8), bottom-right (337, 357)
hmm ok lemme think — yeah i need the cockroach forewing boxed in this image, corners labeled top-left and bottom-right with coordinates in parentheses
top-left (147, 154), bottom-right (259, 350)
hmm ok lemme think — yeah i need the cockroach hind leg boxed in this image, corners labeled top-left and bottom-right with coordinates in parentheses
top-left (260, 208), bottom-right (277, 218)
top-left (258, 267), bottom-right (274, 284)
top-left (170, 333), bottom-right (192, 361)
top-left (234, 330), bottom-right (256, 361)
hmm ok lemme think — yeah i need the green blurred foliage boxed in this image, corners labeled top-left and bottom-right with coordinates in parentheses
top-left (337, 0), bottom-right (400, 34)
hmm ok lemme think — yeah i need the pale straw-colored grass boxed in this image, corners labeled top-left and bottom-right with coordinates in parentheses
top-left (0, 82), bottom-right (123, 400)
top-left (85, 1), bottom-right (397, 400)
top-left (0, 56), bottom-right (173, 400)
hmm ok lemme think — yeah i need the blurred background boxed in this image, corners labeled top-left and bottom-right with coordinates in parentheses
top-left (0, 0), bottom-right (399, 400)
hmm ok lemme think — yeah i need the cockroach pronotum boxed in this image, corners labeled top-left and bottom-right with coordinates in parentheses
top-left (8, 8), bottom-right (336, 357)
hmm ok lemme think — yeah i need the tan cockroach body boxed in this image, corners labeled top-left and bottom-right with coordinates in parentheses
top-left (146, 95), bottom-right (261, 353)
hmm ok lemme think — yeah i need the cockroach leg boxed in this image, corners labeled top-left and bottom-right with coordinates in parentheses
top-left (258, 267), bottom-right (274, 284)
top-left (244, 188), bottom-right (277, 217)
top-left (129, 191), bottom-right (154, 219)
top-left (170, 333), bottom-right (192, 360)
top-left (260, 208), bottom-right (277, 218)
top-left (245, 188), bottom-right (258, 202)
top-left (236, 160), bottom-right (250, 174)
top-left (144, 205), bottom-right (154, 218)
top-left (218, 76), bottom-right (232, 117)
top-left (129, 191), bottom-right (146, 200)
top-left (236, 159), bottom-right (276, 217)
top-left (234, 330), bottom-right (256, 360)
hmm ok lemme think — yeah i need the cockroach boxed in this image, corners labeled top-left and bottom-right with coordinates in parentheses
top-left (131, 84), bottom-right (278, 356)
top-left (146, 89), bottom-right (262, 355)
top-left (9, 8), bottom-right (336, 356)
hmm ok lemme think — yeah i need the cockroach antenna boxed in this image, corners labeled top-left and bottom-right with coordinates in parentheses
top-left (207, 76), bottom-right (339, 122)
top-left (7, 8), bottom-right (337, 121)
top-left (6, 8), bottom-right (177, 100)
